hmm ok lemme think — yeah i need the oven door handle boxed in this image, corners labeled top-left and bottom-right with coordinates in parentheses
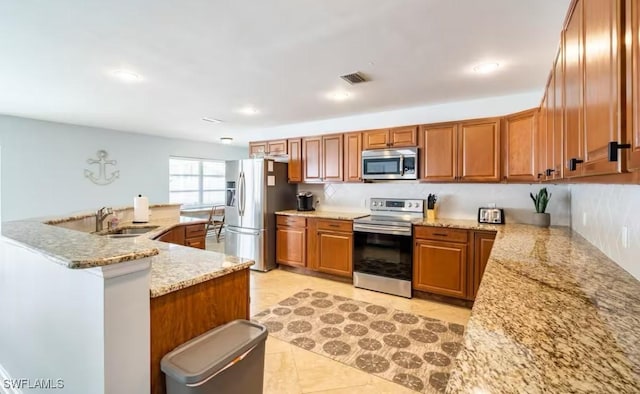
top-left (353, 224), bottom-right (412, 236)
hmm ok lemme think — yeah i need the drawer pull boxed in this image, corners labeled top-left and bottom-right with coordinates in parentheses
top-left (328, 224), bottom-right (340, 228)
top-left (432, 233), bottom-right (448, 236)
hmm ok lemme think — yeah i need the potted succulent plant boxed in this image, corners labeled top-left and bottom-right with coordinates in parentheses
top-left (530, 187), bottom-right (552, 227)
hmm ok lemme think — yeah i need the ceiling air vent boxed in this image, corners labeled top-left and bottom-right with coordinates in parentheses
top-left (340, 71), bottom-right (368, 85)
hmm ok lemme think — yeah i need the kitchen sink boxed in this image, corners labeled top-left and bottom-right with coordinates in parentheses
top-left (98, 226), bottom-right (160, 238)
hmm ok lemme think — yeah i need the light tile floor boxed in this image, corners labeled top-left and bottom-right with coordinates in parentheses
top-left (206, 236), bottom-right (472, 393)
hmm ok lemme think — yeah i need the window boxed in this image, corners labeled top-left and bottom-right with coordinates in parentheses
top-left (169, 157), bottom-right (225, 206)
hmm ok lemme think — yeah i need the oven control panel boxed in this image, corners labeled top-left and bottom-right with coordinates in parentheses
top-left (370, 198), bottom-right (423, 213)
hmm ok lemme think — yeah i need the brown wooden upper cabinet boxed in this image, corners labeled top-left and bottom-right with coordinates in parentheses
top-left (538, 93), bottom-right (548, 181)
top-left (362, 126), bottom-right (418, 149)
top-left (302, 134), bottom-right (343, 183)
top-left (343, 132), bottom-right (362, 182)
top-left (541, 51), bottom-right (564, 183)
top-left (503, 109), bottom-right (538, 182)
top-left (419, 123), bottom-right (458, 182)
top-left (626, 0), bottom-right (640, 171)
top-left (249, 140), bottom-right (287, 156)
top-left (288, 138), bottom-right (302, 183)
top-left (249, 142), bottom-right (267, 156)
top-left (581, 0), bottom-right (624, 176)
top-left (458, 119), bottom-right (501, 182)
top-left (564, 0), bottom-right (586, 178)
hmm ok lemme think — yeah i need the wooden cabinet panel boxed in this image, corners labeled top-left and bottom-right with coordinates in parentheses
top-left (414, 226), bottom-right (468, 243)
top-left (317, 230), bottom-right (353, 277)
top-left (249, 142), bottom-right (267, 156)
top-left (538, 94), bottom-right (549, 180)
top-left (302, 137), bottom-right (322, 183)
top-left (470, 232), bottom-right (496, 300)
top-left (322, 134), bottom-right (343, 182)
top-left (420, 123), bottom-right (457, 181)
top-left (582, 0), bottom-right (623, 176)
top-left (344, 132), bottom-right (362, 182)
top-left (564, 0), bottom-right (586, 178)
top-left (553, 50), bottom-right (564, 180)
top-left (185, 238), bottom-right (205, 249)
top-left (390, 126), bottom-right (418, 147)
top-left (185, 224), bottom-right (205, 238)
top-left (458, 119), bottom-right (501, 182)
top-left (276, 215), bottom-right (306, 228)
top-left (362, 129), bottom-right (390, 149)
top-left (413, 240), bottom-right (467, 298)
top-left (503, 110), bottom-right (537, 182)
top-left (288, 138), bottom-right (302, 182)
top-left (156, 226), bottom-right (185, 245)
top-left (626, 0), bottom-right (640, 171)
top-left (276, 227), bottom-right (306, 267)
top-left (306, 219), bottom-right (319, 270)
top-left (317, 219), bottom-right (352, 232)
top-left (267, 139), bottom-right (287, 155)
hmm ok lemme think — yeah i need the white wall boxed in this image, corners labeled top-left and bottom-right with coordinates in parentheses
top-left (570, 184), bottom-right (640, 280)
top-left (253, 91), bottom-right (541, 139)
top-left (0, 115), bottom-right (246, 221)
top-left (302, 182), bottom-right (571, 226)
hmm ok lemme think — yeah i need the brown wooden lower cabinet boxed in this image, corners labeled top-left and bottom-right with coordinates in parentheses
top-left (276, 215), bottom-right (352, 277)
top-left (413, 226), bottom-right (496, 301)
top-left (317, 230), bottom-right (353, 277)
top-left (155, 223), bottom-right (206, 249)
top-left (413, 239), bottom-right (468, 298)
top-left (470, 231), bottom-right (497, 299)
top-left (276, 225), bottom-right (307, 268)
top-left (150, 268), bottom-right (249, 394)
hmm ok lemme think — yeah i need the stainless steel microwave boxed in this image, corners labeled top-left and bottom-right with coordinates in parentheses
top-left (361, 147), bottom-right (418, 180)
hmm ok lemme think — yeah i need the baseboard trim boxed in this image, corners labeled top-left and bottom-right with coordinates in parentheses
top-left (0, 363), bottom-right (22, 394)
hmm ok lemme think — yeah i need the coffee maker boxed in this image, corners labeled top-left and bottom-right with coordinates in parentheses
top-left (296, 192), bottom-right (315, 211)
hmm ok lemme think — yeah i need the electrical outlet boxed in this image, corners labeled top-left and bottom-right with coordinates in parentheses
top-left (582, 212), bottom-right (587, 226)
top-left (487, 202), bottom-right (496, 208)
top-left (622, 226), bottom-right (629, 249)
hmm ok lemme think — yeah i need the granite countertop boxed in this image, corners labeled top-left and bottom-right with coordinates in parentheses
top-left (276, 209), bottom-right (369, 220)
top-left (2, 214), bottom-right (254, 298)
top-left (413, 217), bottom-right (502, 231)
top-left (439, 223), bottom-right (640, 393)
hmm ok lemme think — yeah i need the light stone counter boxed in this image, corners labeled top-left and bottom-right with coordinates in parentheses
top-left (275, 209), bottom-right (369, 220)
top-left (413, 221), bottom-right (640, 393)
top-left (2, 210), bottom-right (254, 298)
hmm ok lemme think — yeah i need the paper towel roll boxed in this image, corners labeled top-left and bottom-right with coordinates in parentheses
top-left (133, 195), bottom-right (149, 223)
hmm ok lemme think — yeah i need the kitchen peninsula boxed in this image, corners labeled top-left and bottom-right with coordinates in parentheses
top-left (0, 203), bottom-right (253, 394)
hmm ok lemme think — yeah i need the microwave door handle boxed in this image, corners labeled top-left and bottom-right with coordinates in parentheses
top-left (399, 156), bottom-right (404, 176)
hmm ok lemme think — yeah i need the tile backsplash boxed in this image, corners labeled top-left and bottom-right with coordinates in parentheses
top-left (570, 184), bottom-right (640, 280)
top-left (299, 183), bottom-right (571, 226)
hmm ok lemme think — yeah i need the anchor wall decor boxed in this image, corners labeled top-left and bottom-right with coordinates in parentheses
top-left (85, 150), bottom-right (120, 185)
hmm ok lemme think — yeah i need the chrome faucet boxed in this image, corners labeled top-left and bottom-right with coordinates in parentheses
top-left (95, 207), bottom-right (113, 232)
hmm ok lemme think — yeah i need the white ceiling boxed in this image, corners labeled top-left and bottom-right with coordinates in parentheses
top-left (0, 0), bottom-right (570, 145)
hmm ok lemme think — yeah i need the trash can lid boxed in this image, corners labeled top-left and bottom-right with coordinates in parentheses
top-left (161, 319), bottom-right (268, 385)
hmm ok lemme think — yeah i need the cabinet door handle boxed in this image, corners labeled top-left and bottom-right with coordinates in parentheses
top-left (608, 141), bottom-right (631, 162)
top-left (568, 158), bottom-right (584, 171)
top-left (545, 168), bottom-right (555, 176)
top-left (328, 224), bottom-right (340, 228)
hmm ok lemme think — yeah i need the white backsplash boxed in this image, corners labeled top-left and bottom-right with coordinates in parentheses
top-left (570, 184), bottom-right (640, 279)
top-left (298, 183), bottom-right (571, 226)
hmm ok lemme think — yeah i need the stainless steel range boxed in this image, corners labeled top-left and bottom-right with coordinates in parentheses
top-left (352, 198), bottom-right (424, 298)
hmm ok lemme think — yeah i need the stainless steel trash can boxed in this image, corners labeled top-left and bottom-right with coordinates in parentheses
top-left (161, 320), bottom-right (268, 394)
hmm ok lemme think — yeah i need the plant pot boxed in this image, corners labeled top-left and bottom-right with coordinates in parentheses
top-left (532, 212), bottom-right (550, 227)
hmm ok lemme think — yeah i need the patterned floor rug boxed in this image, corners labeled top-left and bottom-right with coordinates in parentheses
top-left (252, 289), bottom-right (465, 393)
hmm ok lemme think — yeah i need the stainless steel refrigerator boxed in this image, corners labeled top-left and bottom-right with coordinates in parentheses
top-left (224, 159), bottom-right (297, 271)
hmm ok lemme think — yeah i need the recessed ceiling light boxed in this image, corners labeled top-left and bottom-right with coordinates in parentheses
top-left (327, 91), bottom-right (352, 102)
top-left (111, 69), bottom-right (142, 82)
top-left (473, 62), bottom-right (500, 74)
top-left (237, 106), bottom-right (260, 116)
top-left (220, 137), bottom-right (233, 144)
top-left (202, 117), bottom-right (223, 123)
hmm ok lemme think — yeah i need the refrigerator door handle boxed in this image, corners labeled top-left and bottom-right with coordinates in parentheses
top-left (237, 171), bottom-right (244, 217)
top-left (226, 227), bottom-right (260, 236)
top-left (240, 171), bottom-right (247, 216)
